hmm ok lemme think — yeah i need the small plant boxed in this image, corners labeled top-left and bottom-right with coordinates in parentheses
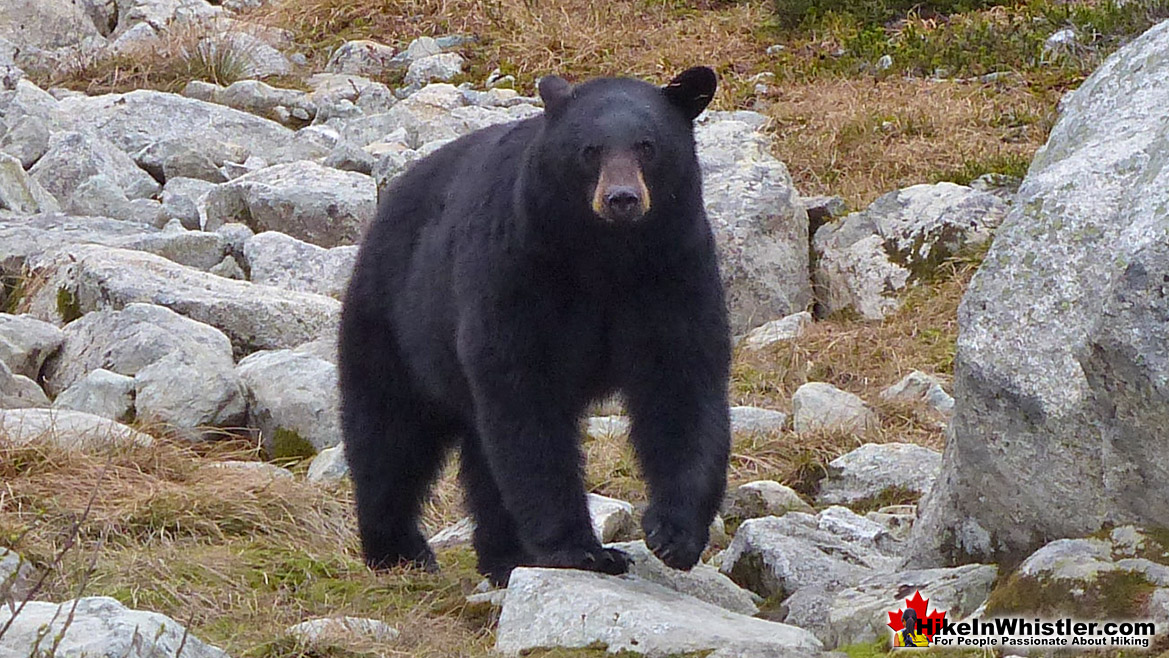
top-left (183, 35), bottom-right (254, 87)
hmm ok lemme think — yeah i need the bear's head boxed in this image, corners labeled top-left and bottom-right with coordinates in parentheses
top-left (534, 67), bottom-right (716, 224)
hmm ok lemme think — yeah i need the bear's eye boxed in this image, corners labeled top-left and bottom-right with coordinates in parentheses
top-left (581, 145), bottom-right (602, 164)
top-left (636, 140), bottom-right (656, 161)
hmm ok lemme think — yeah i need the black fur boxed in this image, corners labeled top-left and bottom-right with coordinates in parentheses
top-left (339, 68), bottom-right (731, 585)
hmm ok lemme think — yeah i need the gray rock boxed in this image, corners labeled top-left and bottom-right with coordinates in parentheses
top-left (878, 370), bottom-right (954, 415)
top-left (0, 152), bottom-right (59, 214)
top-left (31, 131), bottom-right (160, 205)
top-left (161, 176), bottom-right (217, 230)
top-left (325, 40), bottom-right (399, 76)
top-left (611, 540), bottom-right (761, 615)
top-left (244, 231), bottom-right (357, 298)
top-left (495, 567), bottom-right (822, 656)
top-left (802, 195), bottom-right (848, 224)
top-left (43, 303), bottom-right (244, 436)
top-left (307, 444), bottom-right (349, 485)
top-left (24, 244), bottom-right (340, 356)
top-left (0, 0), bottom-right (102, 51)
top-left (429, 517), bottom-right (475, 550)
top-left (306, 73), bottom-right (395, 116)
top-left (585, 414), bottom-right (630, 439)
top-left (214, 79), bottom-right (317, 125)
top-left (726, 480), bottom-right (814, 520)
top-left (0, 79), bottom-right (62, 126)
top-left (719, 512), bottom-right (901, 600)
top-left (162, 145), bottom-right (226, 183)
top-left (865, 505), bottom-right (917, 542)
top-left (791, 382), bottom-right (877, 434)
top-left (817, 443), bottom-right (942, 506)
top-left (813, 182), bottom-right (1004, 320)
top-left (55, 90), bottom-right (327, 169)
top-left (404, 52), bottom-right (465, 86)
top-left (0, 359), bottom-right (49, 408)
top-left (236, 347), bottom-right (340, 454)
top-left (697, 117), bottom-right (811, 334)
top-left (135, 138), bottom-right (249, 184)
top-left (324, 141), bottom-right (376, 174)
top-left (52, 368), bottom-right (136, 421)
top-left (0, 313), bottom-right (63, 379)
top-left (0, 547), bottom-right (36, 604)
top-left (0, 213), bottom-right (161, 276)
top-left (203, 161), bottom-right (376, 247)
top-left (912, 20), bottom-right (1169, 567)
top-left (0, 114), bottom-right (50, 168)
top-left (119, 221), bottom-right (229, 271)
top-left (286, 616), bottom-right (399, 645)
top-left (403, 36), bottom-right (442, 61)
top-left (588, 493), bottom-right (635, 543)
top-left (204, 460), bottom-right (294, 481)
top-left (0, 408), bottom-right (153, 448)
top-left (0, 596), bottom-right (228, 658)
top-left (739, 311), bottom-right (812, 351)
top-left (730, 405), bottom-right (789, 433)
top-left (110, 21), bottom-right (158, 54)
top-left (968, 172), bottom-right (1021, 202)
top-left (210, 254), bottom-right (246, 279)
top-left (366, 83), bottom-right (538, 150)
top-left (64, 174), bottom-right (164, 226)
top-left (786, 564), bottom-right (997, 648)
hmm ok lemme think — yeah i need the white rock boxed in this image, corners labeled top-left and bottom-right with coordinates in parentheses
top-left (587, 493), bottom-right (635, 543)
top-left (51, 368), bottom-right (135, 421)
top-left (610, 540), bottom-right (761, 615)
top-left (726, 480), bottom-right (813, 520)
top-left (739, 311), bottom-right (812, 351)
top-left (307, 444), bottom-right (349, 485)
top-left (586, 415), bottom-right (630, 439)
top-left (30, 131), bottom-right (160, 204)
top-left (730, 405), bottom-right (789, 433)
top-left (429, 516), bottom-right (475, 550)
top-left (0, 408), bottom-right (153, 448)
top-left (325, 40), bottom-right (398, 76)
top-left (817, 442), bottom-right (942, 506)
top-left (0, 152), bottom-right (59, 214)
top-left (404, 52), bottom-right (464, 86)
top-left (879, 370), bottom-right (954, 415)
top-left (236, 347), bottom-right (341, 454)
top-left (0, 313), bottom-right (63, 379)
top-left (0, 359), bottom-right (49, 408)
top-left (791, 382), bottom-right (877, 434)
top-left (287, 616), bottom-right (399, 645)
top-left (244, 231), bottom-right (357, 298)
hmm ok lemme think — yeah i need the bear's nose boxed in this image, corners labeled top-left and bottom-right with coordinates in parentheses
top-left (605, 187), bottom-right (643, 219)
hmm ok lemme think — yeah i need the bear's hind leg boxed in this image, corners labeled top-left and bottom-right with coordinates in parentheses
top-left (340, 306), bottom-right (455, 572)
top-left (459, 433), bottom-right (531, 586)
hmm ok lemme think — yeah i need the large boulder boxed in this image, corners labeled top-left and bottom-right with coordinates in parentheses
top-left (0, 152), bottom-right (58, 214)
top-left (30, 131), bottom-right (160, 204)
top-left (494, 567), bottom-right (822, 656)
top-left (697, 116), bottom-right (811, 333)
top-left (0, 596), bottom-right (228, 658)
top-left (23, 244), bottom-right (340, 356)
top-left (0, 408), bottom-right (153, 448)
top-left (817, 442), bottom-right (942, 506)
top-left (42, 303), bottom-right (245, 437)
top-left (0, 313), bottom-right (63, 379)
top-left (202, 161), bottom-right (376, 247)
top-left (912, 19), bottom-right (1169, 567)
top-left (236, 347), bottom-right (340, 455)
top-left (0, 0), bottom-right (102, 51)
top-left (243, 230), bottom-right (357, 297)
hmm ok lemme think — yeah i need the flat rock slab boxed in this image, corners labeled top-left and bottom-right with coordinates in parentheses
top-left (25, 244), bottom-right (339, 357)
top-left (0, 408), bottom-right (153, 449)
top-left (0, 596), bottom-right (228, 658)
top-left (817, 442), bottom-right (942, 506)
top-left (495, 567), bottom-right (823, 656)
top-left (612, 540), bottom-right (762, 615)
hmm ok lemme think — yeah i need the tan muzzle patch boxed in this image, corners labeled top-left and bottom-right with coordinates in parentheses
top-left (591, 152), bottom-right (651, 221)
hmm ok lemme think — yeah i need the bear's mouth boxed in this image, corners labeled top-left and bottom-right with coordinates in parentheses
top-left (591, 152), bottom-right (651, 222)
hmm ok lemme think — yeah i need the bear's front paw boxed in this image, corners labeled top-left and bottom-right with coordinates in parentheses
top-left (536, 545), bottom-right (631, 576)
top-left (643, 508), bottom-right (707, 571)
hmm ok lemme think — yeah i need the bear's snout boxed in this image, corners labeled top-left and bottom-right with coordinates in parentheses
top-left (591, 152), bottom-right (651, 222)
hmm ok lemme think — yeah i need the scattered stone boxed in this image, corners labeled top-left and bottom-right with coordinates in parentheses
top-left (64, 174), bottom-right (164, 226)
top-left (739, 311), bottom-right (812, 351)
top-left (0, 359), bottom-right (49, 408)
top-left (611, 540), bottom-right (761, 615)
top-left (0, 408), bottom-right (154, 448)
top-left (30, 131), bottom-right (160, 204)
top-left (203, 160), bottom-right (376, 247)
top-left (404, 52), bottom-right (465, 87)
top-left (588, 493), bottom-right (636, 543)
top-left (585, 415), bottom-right (630, 439)
top-left (0, 152), bottom-right (59, 214)
top-left (323, 141), bottom-right (376, 174)
top-left (787, 564), bottom-right (998, 648)
top-left (817, 442), bottom-right (942, 507)
top-left (325, 40), bottom-right (399, 76)
top-left (51, 368), bottom-right (136, 422)
top-left (719, 511), bottom-right (901, 600)
top-left (726, 480), bottom-right (814, 521)
top-left (0, 596), bottom-right (228, 658)
top-left (730, 405), bottom-right (789, 433)
top-left (213, 79), bottom-right (317, 126)
top-left (307, 444), bottom-right (349, 485)
top-left (865, 505), bottom-right (917, 542)
top-left (205, 460), bottom-right (295, 482)
top-left (161, 176), bottom-right (217, 230)
top-left (0, 114), bottom-right (50, 168)
top-left (495, 567), bottom-right (822, 656)
top-left (236, 347), bottom-right (340, 455)
top-left (697, 117), bottom-right (812, 333)
top-left (244, 231), bottom-right (357, 298)
top-left (0, 313), bottom-right (63, 379)
top-left (879, 370), bottom-right (954, 415)
top-left (813, 182), bottom-right (1005, 320)
top-left (791, 382), bottom-right (877, 434)
top-left (287, 616), bottom-right (399, 646)
top-left (0, 547), bottom-right (36, 604)
top-left (912, 21), bottom-right (1169, 567)
top-left (429, 516), bottom-right (475, 550)
top-left (24, 244), bottom-right (341, 356)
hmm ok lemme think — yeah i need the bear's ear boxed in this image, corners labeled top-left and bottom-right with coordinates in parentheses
top-left (538, 75), bottom-right (573, 118)
top-left (662, 66), bottom-right (717, 121)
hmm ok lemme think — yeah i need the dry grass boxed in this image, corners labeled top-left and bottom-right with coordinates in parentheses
top-left (762, 76), bottom-right (1050, 205)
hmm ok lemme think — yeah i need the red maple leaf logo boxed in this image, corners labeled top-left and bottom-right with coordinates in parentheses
top-left (887, 591), bottom-right (947, 641)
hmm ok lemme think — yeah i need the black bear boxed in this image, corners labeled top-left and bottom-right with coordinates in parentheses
top-left (338, 67), bottom-right (731, 585)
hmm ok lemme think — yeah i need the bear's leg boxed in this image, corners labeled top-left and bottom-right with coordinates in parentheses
top-left (470, 396), bottom-right (629, 575)
top-left (458, 433), bottom-right (530, 585)
top-left (340, 308), bottom-right (454, 572)
top-left (623, 344), bottom-right (731, 571)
